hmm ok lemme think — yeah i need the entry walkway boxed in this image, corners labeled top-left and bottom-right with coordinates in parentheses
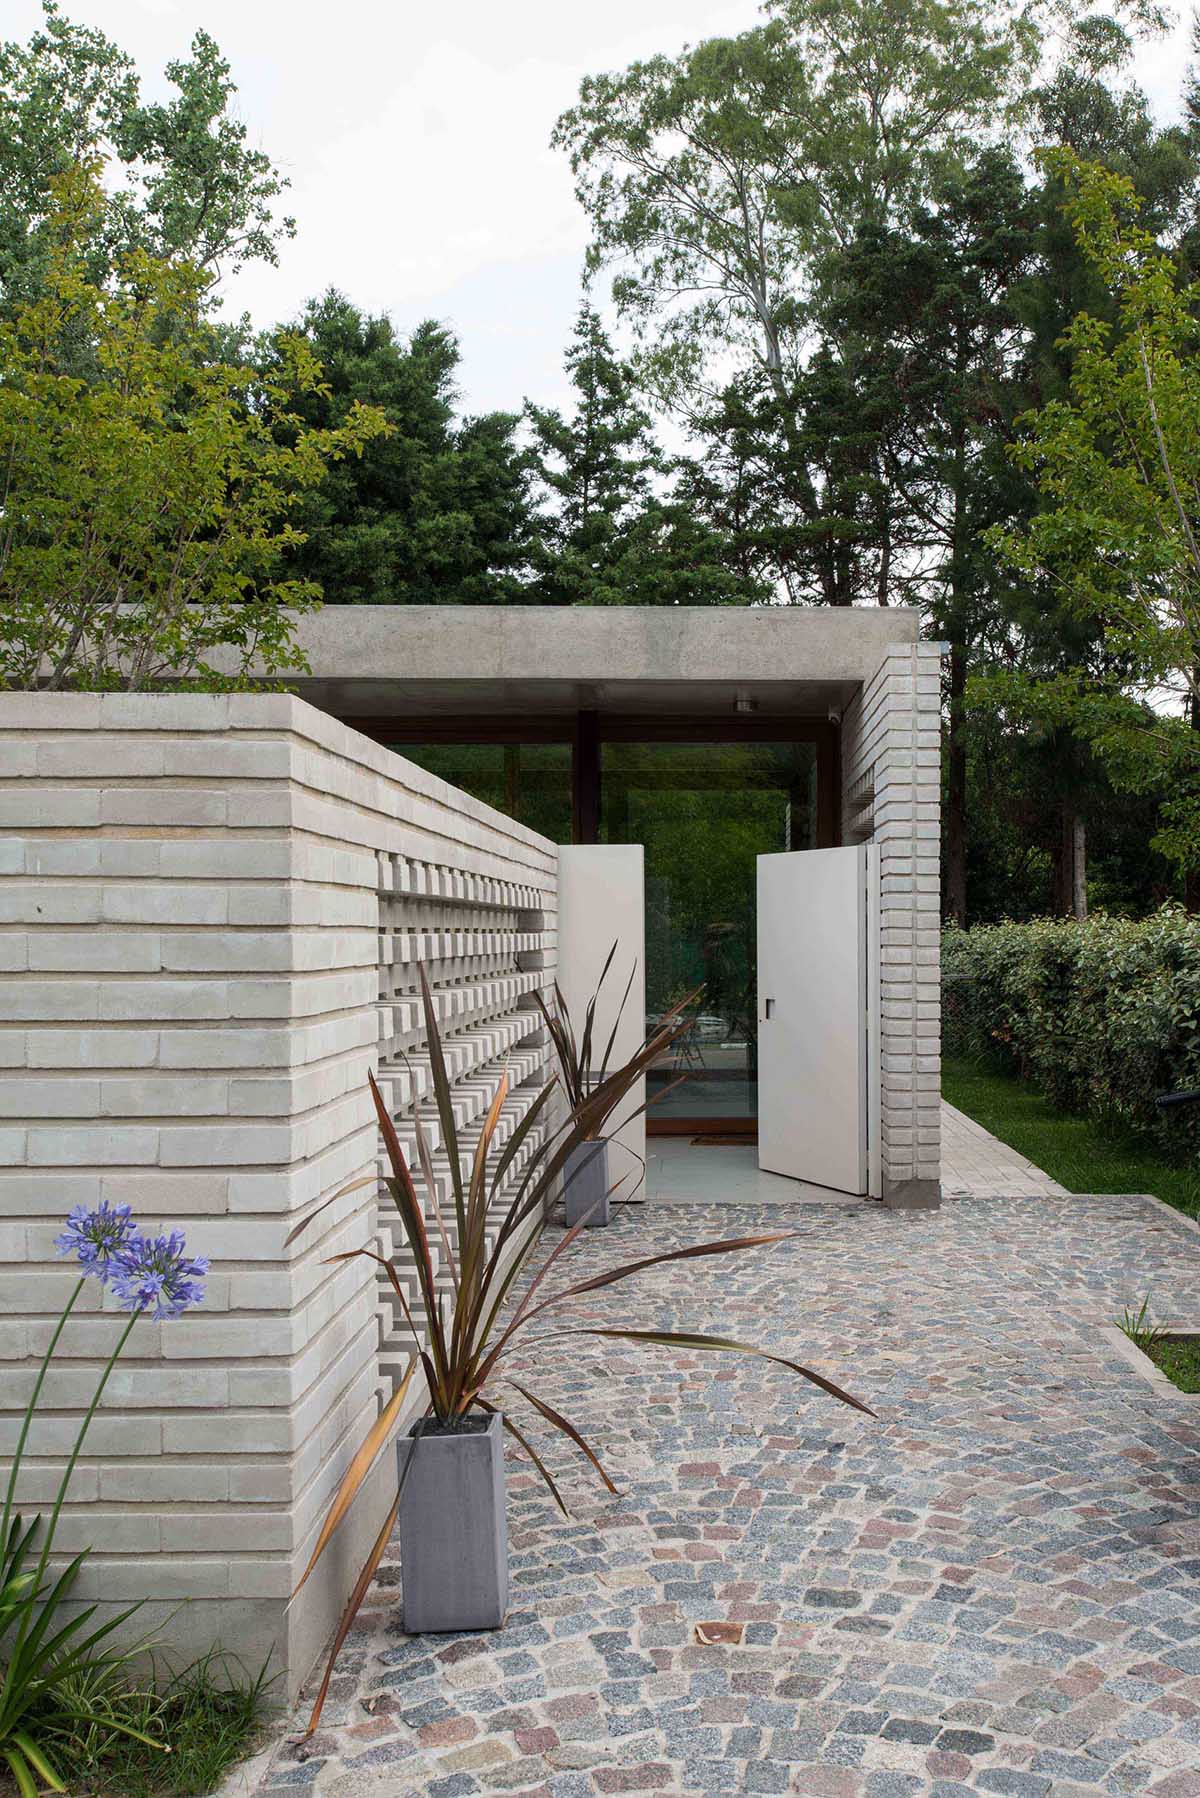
top-left (251, 1189), bottom-right (1200, 1796)
top-left (645, 1137), bottom-right (863, 1205)
top-left (643, 1102), bottom-right (1068, 1205)
top-left (940, 1101), bottom-right (1068, 1200)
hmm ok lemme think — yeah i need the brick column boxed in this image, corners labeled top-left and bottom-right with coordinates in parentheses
top-left (841, 644), bottom-right (942, 1209)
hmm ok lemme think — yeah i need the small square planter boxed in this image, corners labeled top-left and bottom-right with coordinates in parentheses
top-left (396, 1409), bottom-right (508, 1633)
top-left (563, 1139), bottom-right (610, 1228)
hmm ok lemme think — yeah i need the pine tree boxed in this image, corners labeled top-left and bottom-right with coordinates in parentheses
top-left (528, 304), bottom-right (763, 605)
top-left (526, 305), bottom-right (655, 603)
top-left (272, 291), bottom-right (536, 604)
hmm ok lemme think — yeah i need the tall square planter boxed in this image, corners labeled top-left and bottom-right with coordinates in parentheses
top-left (396, 1410), bottom-right (508, 1633)
top-left (563, 1140), bottom-right (611, 1228)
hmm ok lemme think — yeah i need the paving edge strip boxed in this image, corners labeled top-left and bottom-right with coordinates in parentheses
top-left (210, 1736), bottom-right (280, 1798)
top-left (1074, 1189), bottom-right (1200, 1238)
top-left (1097, 1320), bottom-right (1200, 1400)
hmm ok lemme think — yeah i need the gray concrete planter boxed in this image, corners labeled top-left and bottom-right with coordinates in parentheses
top-left (396, 1410), bottom-right (508, 1633)
top-left (563, 1140), bottom-right (611, 1228)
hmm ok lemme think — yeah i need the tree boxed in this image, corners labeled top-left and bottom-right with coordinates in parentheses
top-left (0, 2), bottom-right (293, 315)
top-left (272, 291), bottom-right (536, 604)
top-left (553, 0), bottom-right (1044, 603)
top-left (816, 151), bottom-right (1038, 920)
top-left (0, 170), bottom-right (386, 692)
top-left (962, 680), bottom-right (1181, 918)
top-left (527, 304), bottom-right (763, 605)
top-left (989, 152), bottom-right (1200, 879)
top-left (555, 0), bottom-right (1037, 401)
top-left (794, 17), bottom-right (1197, 919)
top-left (973, 45), bottom-right (1200, 915)
top-left (527, 304), bottom-right (655, 602)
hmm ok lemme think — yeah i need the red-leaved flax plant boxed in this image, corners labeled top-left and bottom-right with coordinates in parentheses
top-left (289, 967), bottom-right (872, 1732)
top-left (534, 939), bottom-right (638, 1112)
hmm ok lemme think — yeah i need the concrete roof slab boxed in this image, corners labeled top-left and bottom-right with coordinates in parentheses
top-left (285, 605), bottom-right (920, 722)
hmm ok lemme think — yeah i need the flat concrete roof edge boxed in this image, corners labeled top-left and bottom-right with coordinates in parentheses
top-left (289, 603), bottom-right (922, 687)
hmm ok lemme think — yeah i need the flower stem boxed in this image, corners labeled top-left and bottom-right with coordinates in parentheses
top-left (0, 1276), bottom-right (84, 1562)
top-left (16, 1306), bottom-right (142, 1656)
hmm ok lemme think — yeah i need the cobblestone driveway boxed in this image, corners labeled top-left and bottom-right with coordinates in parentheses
top-left (255, 1196), bottom-right (1200, 1797)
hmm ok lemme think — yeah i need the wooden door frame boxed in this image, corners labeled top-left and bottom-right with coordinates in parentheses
top-left (343, 712), bottom-right (839, 849)
top-left (596, 721), bottom-right (835, 1136)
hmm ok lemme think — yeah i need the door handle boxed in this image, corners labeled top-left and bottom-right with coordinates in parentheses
top-left (764, 998), bottom-right (775, 1019)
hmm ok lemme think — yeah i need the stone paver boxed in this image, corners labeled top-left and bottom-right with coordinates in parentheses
top-left (940, 1105), bottom-right (1068, 1201)
top-left (252, 1195), bottom-right (1200, 1796)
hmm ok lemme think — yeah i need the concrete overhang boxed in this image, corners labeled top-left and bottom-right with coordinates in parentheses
top-left (284, 604), bottom-right (920, 722)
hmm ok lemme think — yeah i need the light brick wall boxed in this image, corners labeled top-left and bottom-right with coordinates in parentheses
top-left (841, 643), bottom-right (942, 1208)
top-left (0, 693), bottom-right (557, 1695)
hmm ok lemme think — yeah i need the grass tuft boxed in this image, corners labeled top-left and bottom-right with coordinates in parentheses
top-left (942, 1054), bottom-right (1200, 1220)
top-left (42, 1648), bottom-right (275, 1797)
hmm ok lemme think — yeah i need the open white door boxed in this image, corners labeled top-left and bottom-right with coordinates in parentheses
top-left (757, 846), bottom-right (877, 1195)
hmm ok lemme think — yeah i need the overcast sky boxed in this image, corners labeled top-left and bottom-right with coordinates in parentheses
top-left (8, 0), bottom-right (1197, 418)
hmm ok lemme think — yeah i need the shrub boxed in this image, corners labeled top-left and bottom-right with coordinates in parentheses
top-left (943, 908), bottom-right (1200, 1161)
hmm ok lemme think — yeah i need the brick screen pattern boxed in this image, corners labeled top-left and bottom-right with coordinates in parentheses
top-left (372, 853), bottom-right (554, 1398)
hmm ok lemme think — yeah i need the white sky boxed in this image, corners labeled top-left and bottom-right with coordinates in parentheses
top-left (6, 0), bottom-right (1196, 418)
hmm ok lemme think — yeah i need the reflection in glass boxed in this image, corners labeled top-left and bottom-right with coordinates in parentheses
top-left (392, 742), bottom-right (574, 846)
top-left (601, 741), bottom-right (817, 1125)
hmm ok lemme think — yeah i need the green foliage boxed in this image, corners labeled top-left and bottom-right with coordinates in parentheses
top-left (1, 1210), bottom-right (210, 1795)
top-left (554, 1), bottom-right (1200, 919)
top-left (0, 170), bottom-right (387, 693)
top-left (0, 1), bottom-right (293, 315)
top-left (556, 0), bottom-right (1035, 401)
top-left (942, 1051), bottom-right (1200, 1215)
top-left (553, 0), bottom-right (1042, 605)
top-left (961, 679), bottom-right (1183, 919)
top-left (1119, 1294), bottom-right (1165, 1349)
top-left (273, 291), bottom-right (536, 604)
top-left (1118, 1298), bottom-right (1200, 1393)
top-left (527, 305), bottom-right (762, 605)
top-left (0, 1197), bottom-right (264, 1796)
top-left (528, 305), bottom-right (656, 594)
top-left (1136, 1332), bottom-right (1200, 1391)
top-left (943, 910), bottom-right (1200, 1160)
top-left (1, 1306), bottom-right (156, 1796)
top-left (989, 151), bottom-right (1200, 871)
top-left (53, 1650), bottom-right (274, 1798)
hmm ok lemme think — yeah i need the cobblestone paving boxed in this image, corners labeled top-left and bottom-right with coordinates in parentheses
top-left (255, 1196), bottom-right (1200, 1796)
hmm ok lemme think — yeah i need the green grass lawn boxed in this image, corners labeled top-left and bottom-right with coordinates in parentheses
top-left (942, 1053), bottom-right (1200, 1221)
top-left (1143, 1334), bottom-right (1200, 1394)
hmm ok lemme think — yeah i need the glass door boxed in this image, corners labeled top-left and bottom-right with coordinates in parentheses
top-left (600, 740), bottom-right (818, 1132)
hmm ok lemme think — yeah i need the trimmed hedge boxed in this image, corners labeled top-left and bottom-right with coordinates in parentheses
top-left (942, 909), bottom-right (1200, 1165)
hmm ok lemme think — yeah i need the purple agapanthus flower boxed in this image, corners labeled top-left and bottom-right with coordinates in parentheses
top-left (54, 1201), bottom-right (136, 1281)
top-left (111, 1230), bottom-right (209, 1321)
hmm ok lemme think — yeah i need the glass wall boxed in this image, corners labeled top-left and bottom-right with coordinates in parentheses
top-left (394, 742), bottom-right (574, 845)
top-left (383, 725), bottom-right (826, 1131)
top-left (600, 741), bottom-right (818, 1126)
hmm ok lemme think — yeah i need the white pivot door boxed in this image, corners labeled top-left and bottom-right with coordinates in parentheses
top-left (757, 846), bottom-right (878, 1195)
